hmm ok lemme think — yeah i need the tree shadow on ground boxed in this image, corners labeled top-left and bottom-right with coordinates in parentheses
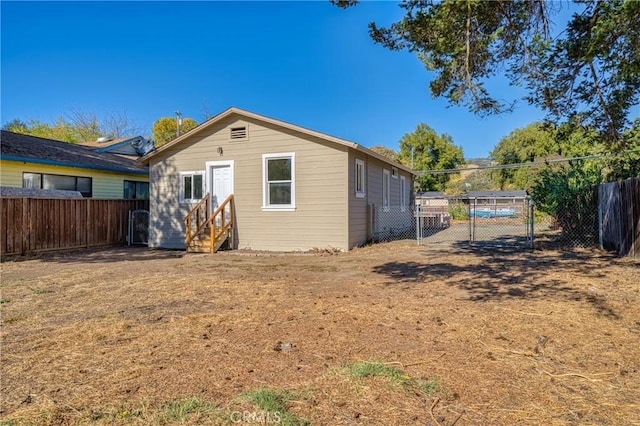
top-left (0, 246), bottom-right (185, 264)
top-left (371, 242), bottom-right (622, 319)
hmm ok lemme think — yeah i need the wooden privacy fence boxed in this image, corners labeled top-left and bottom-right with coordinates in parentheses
top-left (599, 177), bottom-right (640, 258)
top-left (1, 198), bottom-right (149, 255)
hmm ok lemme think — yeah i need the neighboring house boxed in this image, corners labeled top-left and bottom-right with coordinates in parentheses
top-left (415, 191), bottom-right (449, 207)
top-left (138, 107), bottom-right (416, 252)
top-left (0, 130), bottom-right (149, 199)
top-left (458, 190), bottom-right (530, 217)
top-left (465, 190), bottom-right (528, 205)
top-left (415, 191), bottom-right (450, 228)
top-left (80, 136), bottom-right (154, 158)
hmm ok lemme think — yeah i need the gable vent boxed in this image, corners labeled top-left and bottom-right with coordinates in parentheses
top-left (230, 126), bottom-right (247, 139)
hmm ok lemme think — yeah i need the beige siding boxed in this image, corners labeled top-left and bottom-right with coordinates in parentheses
top-left (365, 158), bottom-right (413, 208)
top-left (0, 160), bottom-right (148, 199)
top-left (347, 153), bottom-right (415, 247)
top-left (149, 117), bottom-right (350, 251)
top-left (347, 151), bottom-right (369, 247)
top-left (366, 157), bottom-right (385, 207)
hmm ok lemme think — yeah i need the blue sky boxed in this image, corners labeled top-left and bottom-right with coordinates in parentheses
top-left (2, 1), bottom-right (555, 159)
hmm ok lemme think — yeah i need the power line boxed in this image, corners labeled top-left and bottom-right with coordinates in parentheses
top-left (416, 150), bottom-right (640, 175)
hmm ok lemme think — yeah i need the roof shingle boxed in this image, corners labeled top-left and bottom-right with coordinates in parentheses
top-left (1, 131), bottom-right (147, 175)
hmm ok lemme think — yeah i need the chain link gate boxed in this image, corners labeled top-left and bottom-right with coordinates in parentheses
top-left (371, 196), bottom-right (535, 249)
top-left (127, 209), bottom-right (149, 246)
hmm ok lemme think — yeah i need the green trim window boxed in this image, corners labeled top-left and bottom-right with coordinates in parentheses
top-left (124, 180), bottom-right (149, 199)
top-left (22, 172), bottom-right (92, 197)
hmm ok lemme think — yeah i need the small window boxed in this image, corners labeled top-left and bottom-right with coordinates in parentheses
top-left (230, 126), bottom-right (248, 140)
top-left (383, 169), bottom-right (390, 211)
top-left (391, 167), bottom-right (399, 179)
top-left (23, 173), bottom-right (42, 189)
top-left (180, 171), bottom-right (204, 203)
top-left (124, 180), bottom-right (149, 200)
top-left (23, 172), bottom-right (92, 197)
top-left (262, 152), bottom-right (295, 211)
top-left (355, 159), bottom-right (365, 198)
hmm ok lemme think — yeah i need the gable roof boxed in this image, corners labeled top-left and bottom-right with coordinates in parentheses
top-left (0, 131), bottom-right (148, 175)
top-left (138, 107), bottom-right (416, 174)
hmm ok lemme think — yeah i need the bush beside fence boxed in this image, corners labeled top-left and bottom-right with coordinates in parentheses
top-left (1, 198), bottom-right (149, 255)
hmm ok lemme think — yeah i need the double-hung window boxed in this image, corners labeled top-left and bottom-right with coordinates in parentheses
top-left (263, 152), bottom-right (295, 211)
top-left (382, 169), bottom-right (390, 211)
top-left (180, 171), bottom-right (204, 203)
top-left (355, 159), bottom-right (365, 198)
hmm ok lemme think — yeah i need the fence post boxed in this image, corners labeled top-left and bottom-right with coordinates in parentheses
top-left (467, 198), bottom-right (472, 243)
top-left (85, 198), bottom-right (90, 248)
top-left (529, 199), bottom-right (535, 249)
top-left (416, 204), bottom-right (421, 245)
top-left (598, 186), bottom-right (604, 250)
top-left (471, 198), bottom-right (476, 243)
top-left (371, 204), bottom-right (376, 242)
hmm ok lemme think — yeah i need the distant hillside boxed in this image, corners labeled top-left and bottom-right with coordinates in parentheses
top-left (464, 158), bottom-right (493, 167)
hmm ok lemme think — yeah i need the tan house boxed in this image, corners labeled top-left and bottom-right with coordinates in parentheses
top-left (138, 107), bottom-right (416, 252)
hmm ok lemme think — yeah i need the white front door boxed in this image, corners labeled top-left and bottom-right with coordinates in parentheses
top-left (206, 160), bottom-right (234, 213)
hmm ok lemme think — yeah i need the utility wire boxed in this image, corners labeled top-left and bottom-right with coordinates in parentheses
top-left (416, 150), bottom-right (640, 175)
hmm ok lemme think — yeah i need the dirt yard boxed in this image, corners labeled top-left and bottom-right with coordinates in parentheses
top-left (1, 242), bottom-right (639, 425)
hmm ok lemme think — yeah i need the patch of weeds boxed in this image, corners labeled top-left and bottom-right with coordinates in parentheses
top-left (155, 395), bottom-right (218, 423)
top-left (347, 361), bottom-right (412, 386)
top-left (0, 419), bottom-right (18, 426)
top-left (240, 388), bottom-right (308, 426)
top-left (417, 377), bottom-right (442, 395)
top-left (0, 298), bottom-right (10, 304)
top-left (33, 289), bottom-right (53, 295)
top-left (3, 316), bottom-right (25, 324)
top-left (345, 361), bottom-right (445, 397)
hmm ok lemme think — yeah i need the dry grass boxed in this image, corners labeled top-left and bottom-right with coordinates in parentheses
top-left (1, 242), bottom-right (639, 425)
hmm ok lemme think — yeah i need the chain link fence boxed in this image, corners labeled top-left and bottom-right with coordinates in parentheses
top-left (532, 210), bottom-right (599, 249)
top-left (370, 197), bottom-right (601, 250)
top-left (371, 206), bottom-right (417, 242)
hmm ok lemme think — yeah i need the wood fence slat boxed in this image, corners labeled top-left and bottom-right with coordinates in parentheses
top-left (1, 197), bottom-right (149, 256)
top-left (0, 199), bottom-right (7, 254)
top-left (7, 199), bottom-right (16, 254)
top-left (599, 177), bottom-right (640, 258)
top-left (2, 199), bottom-right (11, 254)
